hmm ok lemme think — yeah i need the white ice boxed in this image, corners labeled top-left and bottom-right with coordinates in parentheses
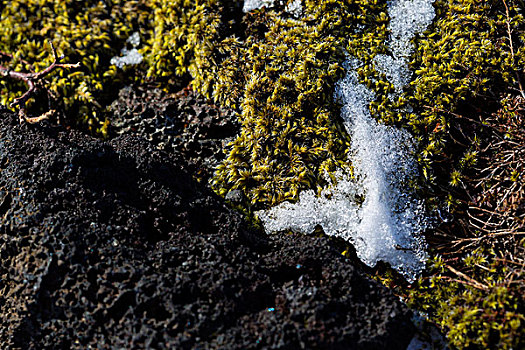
top-left (256, 0), bottom-right (436, 281)
top-left (285, 0), bottom-right (303, 17)
top-left (110, 32), bottom-right (143, 69)
top-left (375, 0), bottom-right (435, 92)
top-left (243, 0), bottom-right (303, 16)
top-left (243, 0), bottom-right (275, 13)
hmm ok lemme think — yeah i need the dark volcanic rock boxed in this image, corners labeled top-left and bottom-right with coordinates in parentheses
top-left (0, 110), bottom-right (414, 349)
top-left (109, 85), bottom-right (239, 182)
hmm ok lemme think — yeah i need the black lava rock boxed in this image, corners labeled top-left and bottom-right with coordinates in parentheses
top-left (110, 85), bottom-right (239, 182)
top-left (0, 110), bottom-right (415, 349)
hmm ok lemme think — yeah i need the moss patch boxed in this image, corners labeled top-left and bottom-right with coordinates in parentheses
top-left (0, 0), bottom-right (152, 132)
top-left (408, 247), bottom-right (524, 350)
top-left (211, 0), bottom-right (393, 208)
top-left (397, 2), bottom-right (525, 348)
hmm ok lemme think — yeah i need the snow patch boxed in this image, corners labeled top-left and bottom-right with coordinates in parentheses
top-left (285, 0), bottom-right (303, 17)
top-left (256, 0), bottom-right (436, 281)
top-left (111, 32), bottom-right (143, 69)
top-left (243, 0), bottom-right (274, 12)
top-left (375, 0), bottom-right (435, 92)
top-left (258, 60), bottom-right (430, 280)
top-left (243, 0), bottom-right (303, 16)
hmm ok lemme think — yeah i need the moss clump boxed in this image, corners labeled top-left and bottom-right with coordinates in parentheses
top-left (408, 247), bottom-right (524, 350)
top-left (415, 92), bottom-right (525, 350)
top-left (0, 0), bottom-right (390, 207)
top-left (211, 0), bottom-right (391, 208)
top-left (406, 0), bottom-right (525, 186)
top-left (0, 0), bottom-right (241, 132)
top-left (142, 0), bottom-right (244, 94)
top-left (0, 0), bottom-right (154, 132)
top-left (397, 2), bottom-right (525, 348)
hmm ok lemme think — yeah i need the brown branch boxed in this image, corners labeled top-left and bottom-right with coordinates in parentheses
top-left (494, 258), bottom-right (525, 268)
top-left (445, 264), bottom-right (489, 291)
top-left (441, 276), bottom-right (489, 291)
top-left (0, 42), bottom-right (80, 123)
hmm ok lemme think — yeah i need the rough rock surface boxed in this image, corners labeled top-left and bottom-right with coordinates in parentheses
top-left (110, 85), bottom-right (239, 182)
top-left (0, 110), bottom-right (415, 349)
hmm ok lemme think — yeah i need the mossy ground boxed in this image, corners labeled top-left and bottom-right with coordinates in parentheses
top-left (0, 0), bottom-right (150, 133)
top-left (1, 0), bottom-right (524, 348)
top-left (408, 1), bottom-right (524, 348)
top-left (211, 0), bottom-right (391, 208)
top-left (391, 1), bottom-right (524, 348)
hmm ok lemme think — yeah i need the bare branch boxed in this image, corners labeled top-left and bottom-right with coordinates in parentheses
top-left (0, 42), bottom-right (80, 123)
top-left (445, 264), bottom-right (489, 291)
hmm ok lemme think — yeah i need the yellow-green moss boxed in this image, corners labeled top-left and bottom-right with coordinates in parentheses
top-left (0, 0), bottom-right (241, 132)
top-left (399, 2), bottom-right (525, 349)
top-left (211, 0), bottom-right (391, 208)
top-left (142, 0), bottom-right (243, 94)
top-left (406, 0), bottom-right (525, 185)
top-left (408, 246), bottom-right (524, 350)
top-left (0, 0), bottom-right (153, 132)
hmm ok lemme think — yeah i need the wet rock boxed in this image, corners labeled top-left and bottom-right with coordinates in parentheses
top-left (0, 110), bottom-right (414, 349)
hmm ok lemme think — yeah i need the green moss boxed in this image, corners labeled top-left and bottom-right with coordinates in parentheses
top-left (211, 0), bottom-right (391, 208)
top-left (0, 0), bottom-right (241, 132)
top-left (408, 247), bottom-right (525, 350)
top-left (141, 0), bottom-right (244, 94)
top-left (0, 0), bottom-right (153, 132)
top-left (405, 0), bottom-right (525, 186)
top-left (398, 2), bottom-right (525, 348)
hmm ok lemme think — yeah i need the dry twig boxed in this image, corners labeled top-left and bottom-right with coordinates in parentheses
top-left (0, 42), bottom-right (80, 123)
top-left (445, 264), bottom-right (489, 290)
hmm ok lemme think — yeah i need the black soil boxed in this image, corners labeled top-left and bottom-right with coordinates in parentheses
top-left (0, 109), bottom-right (415, 349)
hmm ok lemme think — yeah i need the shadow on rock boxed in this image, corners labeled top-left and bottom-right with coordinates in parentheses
top-left (0, 110), bottom-right (414, 349)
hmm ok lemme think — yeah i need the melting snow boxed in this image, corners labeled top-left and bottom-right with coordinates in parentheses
top-left (375, 0), bottom-right (436, 92)
top-left (110, 32), bottom-right (143, 69)
top-left (243, 0), bottom-right (274, 12)
top-left (285, 0), bottom-right (303, 17)
top-left (243, 0), bottom-right (303, 16)
top-left (256, 0), bottom-right (436, 281)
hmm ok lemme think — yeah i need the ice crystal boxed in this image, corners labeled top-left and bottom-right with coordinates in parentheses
top-left (243, 0), bottom-right (303, 16)
top-left (375, 0), bottom-right (435, 92)
top-left (285, 0), bottom-right (303, 17)
top-left (127, 32), bottom-right (141, 47)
